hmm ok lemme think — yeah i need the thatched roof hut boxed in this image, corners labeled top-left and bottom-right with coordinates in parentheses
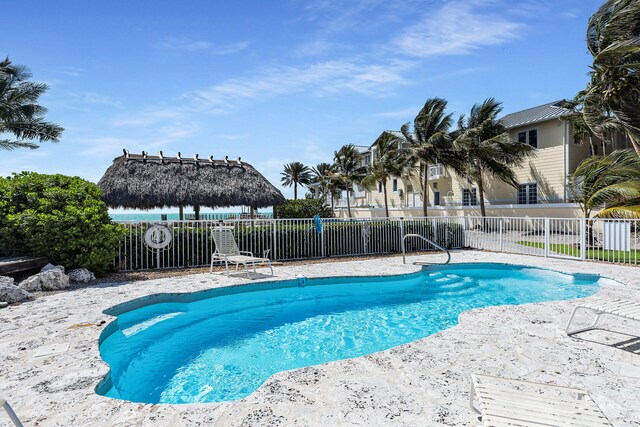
top-left (98, 150), bottom-right (286, 213)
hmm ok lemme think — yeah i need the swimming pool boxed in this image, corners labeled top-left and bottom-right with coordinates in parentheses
top-left (97, 263), bottom-right (605, 404)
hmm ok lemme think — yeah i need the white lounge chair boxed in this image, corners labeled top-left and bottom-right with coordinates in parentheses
top-left (470, 374), bottom-right (611, 426)
top-left (566, 297), bottom-right (640, 336)
top-left (1, 398), bottom-right (23, 427)
top-left (210, 227), bottom-right (273, 278)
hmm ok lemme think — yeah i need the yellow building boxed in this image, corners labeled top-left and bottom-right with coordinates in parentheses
top-left (334, 101), bottom-right (632, 218)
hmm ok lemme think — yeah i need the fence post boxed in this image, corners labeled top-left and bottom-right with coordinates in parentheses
top-left (321, 219), bottom-right (326, 258)
top-left (580, 218), bottom-right (586, 260)
top-left (544, 218), bottom-right (550, 258)
top-left (272, 221), bottom-right (277, 261)
top-left (399, 217), bottom-right (405, 254)
top-left (499, 219), bottom-right (503, 252)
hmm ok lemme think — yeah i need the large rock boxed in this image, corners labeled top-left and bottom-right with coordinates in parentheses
top-left (0, 276), bottom-right (33, 303)
top-left (41, 263), bottom-right (65, 273)
top-left (67, 268), bottom-right (95, 284)
top-left (20, 270), bottom-right (70, 292)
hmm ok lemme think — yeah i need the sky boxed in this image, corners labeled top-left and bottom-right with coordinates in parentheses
top-left (1, 0), bottom-right (603, 211)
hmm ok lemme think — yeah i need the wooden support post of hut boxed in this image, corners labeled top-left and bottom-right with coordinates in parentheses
top-left (98, 151), bottom-right (286, 220)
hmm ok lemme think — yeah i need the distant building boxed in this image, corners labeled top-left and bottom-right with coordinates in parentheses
top-left (332, 101), bottom-right (632, 218)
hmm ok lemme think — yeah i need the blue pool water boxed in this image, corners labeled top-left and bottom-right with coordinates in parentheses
top-left (97, 263), bottom-right (604, 404)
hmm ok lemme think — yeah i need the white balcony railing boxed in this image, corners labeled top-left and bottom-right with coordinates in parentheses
top-left (428, 164), bottom-right (445, 179)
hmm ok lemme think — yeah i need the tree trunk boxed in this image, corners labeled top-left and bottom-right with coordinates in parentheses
top-left (382, 179), bottom-right (389, 218)
top-left (477, 172), bottom-right (487, 228)
top-left (422, 164), bottom-right (429, 217)
top-left (346, 182), bottom-right (352, 218)
top-left (588, 136), bottom-right (595, 156)
top-left (294, 182), bottom-right (298, 200)
top-left (179, 205), bottom-right (184, 221)
top-left (194, 205), bottom-right (200, 220)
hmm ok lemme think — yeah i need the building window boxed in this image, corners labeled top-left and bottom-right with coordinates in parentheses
top-left (518, 183), bottom-right (538, 204)
top-left (434, 190), bottom-right (441, 206)
top-left (406, 184), bottom-right (413, 193)
top-left (377, 182), bottom-right (382, 193)
top-left (392, 179), bottom-right (398, 192)
top-left (517, 129), bottom-right (538, 148)
top-left (462, 188), bottom-right (477, 206)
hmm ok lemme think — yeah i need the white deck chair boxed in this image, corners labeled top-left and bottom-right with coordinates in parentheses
top-left (566, 297), bottom-right (640, 336)
top-left (470, 374), bottom-right (611, 426)
top-left (210, 227), bottom-right (273, 278)
top-left (1, 399), bottom-right (24, 427)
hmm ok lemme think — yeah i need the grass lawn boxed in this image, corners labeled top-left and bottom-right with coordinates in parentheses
top-left (516, 241), bottom-right (639, 264)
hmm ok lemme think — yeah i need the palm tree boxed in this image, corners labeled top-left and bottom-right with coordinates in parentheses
top-left (0, 58), bottom-right (64, 150)
top-left (568, 149), bottom-right (640, 218)
top-left (454, 98), bottom-right (536, 219)
top-left (281, 161), bottom-right (311, 200)
top-left (361, 131), bottom-right (407, 217)
top-left (584, 0), bottom-right (640, 155)
top-left (402, 97), bottom-right (462, 216)
top-left (310, 162), bottom-right (333, 200)
top-left (333, 144), bottom-right (367, 218)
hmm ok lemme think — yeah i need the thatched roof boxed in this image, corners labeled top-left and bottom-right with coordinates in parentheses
top-left (98, 151), bottom-right (286, 209)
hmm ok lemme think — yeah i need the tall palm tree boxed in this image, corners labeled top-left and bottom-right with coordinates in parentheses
top-left (281, 161), bottom-right (311, 200)
top-left (569, 149), bottom-right (640, 218)
top-left (584, 0), bottom-right (640, 155)
top-left (454, 98), bottom-right (536, 219)
top-left (402, 97), bottom-right (462, 216)
top-left (361, 131), bottom-right (407, 217)
top-left (0, 58), bottom-right (64, 150)
top-left (333, 144), bottom-right (367, 218)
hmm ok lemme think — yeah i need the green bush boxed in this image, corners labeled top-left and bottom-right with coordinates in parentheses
top-left (0, 172), bottom-right (125, 275)
top-left (275, 198), bottom-right (334, 219)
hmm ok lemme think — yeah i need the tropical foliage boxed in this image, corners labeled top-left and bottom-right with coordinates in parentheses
top-left (281, 161), bottom-right (311, 200)
top-left (584, 0), bottom-right (640, 155)
top-left (454, 98), bottom-right (536, 219)
top-left (401, 98), bottom-right (462, 216)
top-left (568, 149), bottom-right (640, 218)
top-left (333, 144), bottom-right (367, 218)
top-left (361, 131), bottom-right (407, 217)
top-left (0, 58), bottom-right (64, 150)
top-left (275, 198), bottom-right (334, 219)
top-left (0, 172), bottom-right (125, 275)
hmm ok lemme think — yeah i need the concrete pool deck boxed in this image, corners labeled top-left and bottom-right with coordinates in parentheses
top-left (0, 251), bottom-right (638, 426)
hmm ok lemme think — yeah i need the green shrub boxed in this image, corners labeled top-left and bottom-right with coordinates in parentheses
top-left (275, 198), bottom-right (334, 219)
top-left (0, 172), bottom-right (125, 275)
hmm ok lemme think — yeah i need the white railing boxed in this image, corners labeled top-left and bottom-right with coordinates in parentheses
top-left (428, 164), bottom-right (445, 179)
top-left (113, 216), bottom-right (639, 271)
top-left (114, 217), bottom-right (465, 271)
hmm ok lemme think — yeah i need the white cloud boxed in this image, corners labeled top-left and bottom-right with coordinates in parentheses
top-left (155, 37), bottom-right (251, 54)
top-left (392, 0), bottom-right (523, 57)
top-left (373, 108), bottom-right (418, 119)
top-left (187, 59), bottom-right (414, 112)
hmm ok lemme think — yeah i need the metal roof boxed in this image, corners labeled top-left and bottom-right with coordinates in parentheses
top-left (500, 100), bottom-right (574, 129)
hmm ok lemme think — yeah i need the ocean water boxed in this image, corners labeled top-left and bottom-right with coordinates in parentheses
top-left (109, 212), bottom-right (270, 221)
top-left (97, 263), bottom-right (603, 404)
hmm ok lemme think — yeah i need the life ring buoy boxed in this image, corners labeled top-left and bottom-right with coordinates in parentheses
top-left (144, 225), bottom-right (173, 249)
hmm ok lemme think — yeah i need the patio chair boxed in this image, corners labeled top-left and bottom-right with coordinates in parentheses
top-left (566, 297), bottom-right (640, 336)
top-left (470, 374), bottom-right (611, 426)
top-left (1, 398), bottom-right (24, 427)
top-left (210, 227), bottom-right (273, 278)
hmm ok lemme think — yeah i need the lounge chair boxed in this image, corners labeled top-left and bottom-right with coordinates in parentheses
top-left (470, 374), bottom-right (611, 426)
top-left (566, 297), bottom-right (640, 336)
top-left (1, 398), bottom-right (23, 427)
top-left (210, 227), bottom-right (273, 278)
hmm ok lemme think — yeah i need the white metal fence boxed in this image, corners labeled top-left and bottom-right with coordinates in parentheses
top-left (113, 216), bottom-right (639, 271)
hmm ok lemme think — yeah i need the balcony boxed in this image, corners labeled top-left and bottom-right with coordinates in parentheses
top-left (428, 164), bottom-right (445, 179)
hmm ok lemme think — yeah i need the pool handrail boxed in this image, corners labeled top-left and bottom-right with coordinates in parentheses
top-left (402, 233), bottom-right (451, 265)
